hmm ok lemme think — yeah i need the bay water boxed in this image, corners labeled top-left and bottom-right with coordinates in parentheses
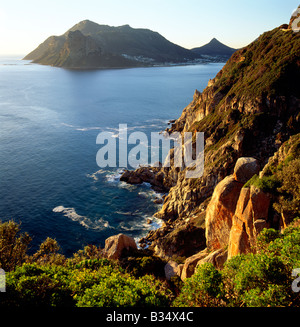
top-left (0, 57), bottom-right (223, 255)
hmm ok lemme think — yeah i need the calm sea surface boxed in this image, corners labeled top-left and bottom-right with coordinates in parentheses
top-left (0, 56), bottom-right (223, 255)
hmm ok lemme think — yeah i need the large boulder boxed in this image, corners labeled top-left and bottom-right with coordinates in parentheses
top-left (228, 185), bottom-right (270, 259)
top-left (103, 233), bottom-right (137, 260)
top-left (164, 261), bottom-right (183, 280)
top-left (205, 176), bottom-right (243, 251)
top-left (205, 157), bottom-right (261, 252)
top-left (233, 157), bottom-right (260, 183)
top-left (196, 248), bottom-right (228, 270)
top-left (181, 248), bottom-right (228, 280)
top-left (181, 249), bottom-right (209, 280)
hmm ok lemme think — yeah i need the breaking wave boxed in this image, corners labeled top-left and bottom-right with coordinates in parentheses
top-left (86, 169), bottom-right (106, 181)
top-left (53, 206), bottom-right (112, 230)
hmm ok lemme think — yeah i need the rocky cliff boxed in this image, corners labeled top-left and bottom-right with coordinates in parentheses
top-left (121, 13), bottom-right (300, 279)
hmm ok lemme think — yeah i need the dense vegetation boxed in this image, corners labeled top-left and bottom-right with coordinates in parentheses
top-left (0, 219), bottom-right (299, 307)
top-left (175, 221), bottom-right (300, 307)
top-left (244, 134), bottom-right (300, 222)
top-left (215, 27), bottom-right (300, 99)
top-left (0, 222), bottom-right (171, 307)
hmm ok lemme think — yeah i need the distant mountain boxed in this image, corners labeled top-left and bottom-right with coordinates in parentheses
top-left (24, 20), bottom-right (202, 68)
top-left (191, 38), bottom-right (237, 59)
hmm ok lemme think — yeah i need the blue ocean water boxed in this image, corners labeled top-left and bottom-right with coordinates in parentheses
top-left (0, 56), bottom-right (223, 256)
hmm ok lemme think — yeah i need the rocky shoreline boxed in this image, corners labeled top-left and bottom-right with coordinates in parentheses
top-left (103, 16), bottom-right (300, 282)
top-left (118, 132), bottom-right (299, 281)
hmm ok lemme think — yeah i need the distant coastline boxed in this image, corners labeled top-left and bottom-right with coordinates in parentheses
top-left (23, 20), bottom-right (236, 69)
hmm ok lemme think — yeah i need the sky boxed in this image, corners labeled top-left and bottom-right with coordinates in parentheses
top-left (0, 0), bottom-right (299, 56)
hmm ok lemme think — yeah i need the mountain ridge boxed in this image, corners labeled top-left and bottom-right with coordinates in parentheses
top-left (24, 20), bottom-right (233, 68)
top-left (24, 20), bottom-right (202, 68)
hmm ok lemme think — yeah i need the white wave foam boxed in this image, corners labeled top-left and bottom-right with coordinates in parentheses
top-left (61, 122), bottom-right (103, 132)
top-left (115, 210), bottom-right (135, 216)
top-left (118, 181), bottom-right (137, 191)
top-left (105, 169), bottom-right (124, 183)
top-left (61, 123), bottom-right (77, 128)
top-left (86, 169), bottom-right (106, 181)
top-left (75, 126), bottom-right (102, 132)
top-left (138, 189), bottom-right (158, 199)
top-left (53, 206), bottom-right (112, 230)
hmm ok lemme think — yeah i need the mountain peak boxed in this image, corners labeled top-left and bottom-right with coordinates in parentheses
top-left (67, 20), bottom-right (109, 36)
top-left (70, 19), bottom-right (99, 28)
top-left (191, 38), bottom-right (236, 58)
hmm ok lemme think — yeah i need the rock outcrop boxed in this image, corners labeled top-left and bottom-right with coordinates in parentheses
top-left (179, 157), bottom-right (261, 278)
top-left (205, 175), bottom-right (243, 251)
top-left (120, 166), bottom-right (175, 192)
top-left (227, 186), bottom-right (270, 259)
top-left (164, 261), bottom-right (183, 280)
top-left (103, 234), bottom-right (137, 260)
top-left (144, 215), bottom-right (206, 260)
top-left (205, 157), bottom-right (260, 251)
top-left (233, 157), bottom-right (260, 183)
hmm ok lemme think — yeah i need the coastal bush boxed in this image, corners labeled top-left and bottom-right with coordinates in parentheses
top-left (0, 220), bottom-right (31, 271)
top-left (243, 174), bottom-right (280, 193)
top-left (274, 158), bottom-right (300, 219)
top-left (222, 253), bottom-right (292, 306)
top-left (221, 221), bottom-right (300, 307)
top-left (214, 28), bottom-right (300, 100)
top-left (70, 244), bottom-right (104, 264)
top-left (2, 260), bottom-right (171, 307)
top-left (121, 253), bottom-right (166, 277)
top-left (76, 273), bottom-right (171, 307)
top-left (173, 263), bottom-right (225, 307)
top-left (174, 222), bottom-right (300, 307)
top-left (3, 263), bottom-right (74, 306)
top-left (1, 220), bottom-right (300, 307)
top-left (31, 237), bottom-right (66, 266)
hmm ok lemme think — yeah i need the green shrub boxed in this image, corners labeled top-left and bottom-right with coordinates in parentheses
top-left (222, 222), bottom-right (300, 307)
top-left (2, 259), bottom-right (171, 307)
top-left (274, 158), bottom-right (300, 219)
top-left (173, 263), bottom-right (225, 307)
top-left (1, 219), bottom-right (300, 307)
top-left (31, 237), bottom-right (66, 266)
top-left (256, 228), bottom-right (280, 253)
top-left (76, 274), bottom-right (171, 307)
top-left (121, 253), bottom-right (165, 277)
top-left (222, 253), bottom-right (293, 307)
top-left (244, 174), bottom-right (280, 193)
top-left (4, 263), bottom-right (74, 307)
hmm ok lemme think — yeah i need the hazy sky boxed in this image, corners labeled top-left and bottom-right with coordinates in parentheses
top-left (0, 0), bottom-right (299, 55)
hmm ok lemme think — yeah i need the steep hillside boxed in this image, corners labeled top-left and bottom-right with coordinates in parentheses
top-left (123, 14), bottom-right (300, 267)
top-left (23, 20), bottom-right (201, 68)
